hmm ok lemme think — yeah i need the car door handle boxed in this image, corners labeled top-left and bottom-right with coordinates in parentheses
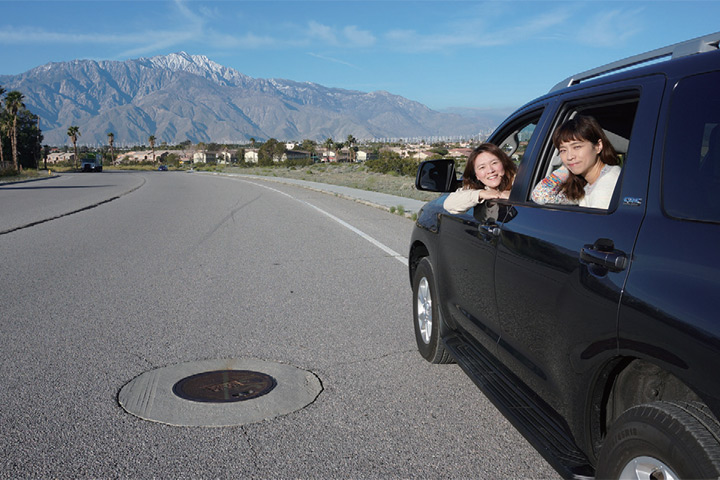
top-left (580, 238), bottom-right (628, 272)
top-left (479, 224), bottom-right (501, 237)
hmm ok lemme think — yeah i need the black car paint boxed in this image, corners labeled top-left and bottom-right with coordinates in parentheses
top-left (409, 48), bottom-right (720, 477)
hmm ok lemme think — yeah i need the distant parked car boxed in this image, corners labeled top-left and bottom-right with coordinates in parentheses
top-left (80, 155), bottom-right (102, 172)
top-left (158, 165), bottom-right (168, 171)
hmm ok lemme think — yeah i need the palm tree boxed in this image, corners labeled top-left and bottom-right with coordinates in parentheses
top-left (0, 118), bottom-right (9, 169)
top-left (67, 126), bottom-right (80, 170)
top-left (4, 90), bottom-right (25, 172)
top-left (148, 135), bottom-right (156, 164)
top-left (323, 137), bottom-right (334, 162)
top-left (107, 132), bottom-right (115, 165)
top-left (0, 85), bottom-right (5, 168)
top-left (346, 134), bottom-right (357, 162)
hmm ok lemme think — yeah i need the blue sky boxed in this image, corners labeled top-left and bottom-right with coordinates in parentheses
top-left (0, 0), bottom-right (719, 112)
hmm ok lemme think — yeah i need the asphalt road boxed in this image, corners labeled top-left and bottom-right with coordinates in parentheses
top-left (0, 171), bottom-right (557, 478)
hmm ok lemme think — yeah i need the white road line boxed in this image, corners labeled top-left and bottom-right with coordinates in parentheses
top-left (243, 180), bottom-right (409, 266)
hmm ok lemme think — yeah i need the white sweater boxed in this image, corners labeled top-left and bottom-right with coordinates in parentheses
top-left (579, 165), bottom-right (621, 209)
top-left (443, 188), bottom-right (483, 214)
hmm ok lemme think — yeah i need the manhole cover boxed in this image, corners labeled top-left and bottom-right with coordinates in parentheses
top-left (118, 358), bottom-right (322, 426)
top-left (119, 358), bottom-right (323, 428)
top-left (173, 369), bottom-right (276, 403)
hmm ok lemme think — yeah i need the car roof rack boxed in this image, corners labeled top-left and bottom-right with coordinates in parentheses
top-left (550, 31), bottom-right (720, 93)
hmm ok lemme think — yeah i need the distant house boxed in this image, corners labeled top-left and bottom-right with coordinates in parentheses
top-left (121, 150), bottom-right (157, 162)
top-left (177, 150), bottom-right (194, 164)
top-left (244, 150), bottom-right (259, 163)
top-left (414, 151), bottom-right (434, 161)
top-left (284, 150), bottom-right (311, 162)
top-left (448, 148), bottom-right (473, 159)
top-left (386, 146), bottom-right (408, 157)
top-left (193, 152), bottom-right (217, 164)
top-left (356, 150), bottom-right (377, 162)
top-left (216, 151), bottom-right (234, 165)
top-left (335, 148), bottom-right (351, 162)
top-left (320, 148), bottom-right (336, 162)
top-left (46, 152), bottom-right (74, 164)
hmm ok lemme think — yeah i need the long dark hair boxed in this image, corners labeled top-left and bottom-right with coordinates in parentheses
top-left (462, 143), bottom-right (517, 191)
top-left (552, 115), bottom-right (619, 201)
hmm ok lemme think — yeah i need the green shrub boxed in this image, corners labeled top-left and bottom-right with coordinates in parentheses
top-left (365, 151), bottom-right (418, 176)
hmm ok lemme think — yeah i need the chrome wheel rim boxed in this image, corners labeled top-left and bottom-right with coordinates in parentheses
top-left (416, 277), bottom-right (432, 344)
top-left (618, 456), bottom-right (679, 480)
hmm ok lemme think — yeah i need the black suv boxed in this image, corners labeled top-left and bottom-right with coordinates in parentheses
top-left (410, 32), bottom-right (720, 479)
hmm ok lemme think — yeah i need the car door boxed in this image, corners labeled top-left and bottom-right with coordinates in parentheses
top-left (436, 200), bottom-right (509, 355)
top-left (491, 77), bottom-right (665, 423)
top-left (436, 109), bottom-right (545, 357)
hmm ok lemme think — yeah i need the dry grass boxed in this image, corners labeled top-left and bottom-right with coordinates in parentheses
top-left (0, 169), bottom-right (51, 183)
top-left (221, 163), bottom-right (442, 202)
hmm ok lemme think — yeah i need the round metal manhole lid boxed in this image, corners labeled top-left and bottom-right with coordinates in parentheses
top-left (118, 358), bottom-right (322, 427)
top-left (172, 369), bottom-right (276, 403)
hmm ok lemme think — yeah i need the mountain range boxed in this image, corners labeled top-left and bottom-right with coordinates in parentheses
top-left (0, 52), bottom-right (503, 146)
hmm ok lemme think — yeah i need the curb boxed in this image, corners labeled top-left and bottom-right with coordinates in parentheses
top-left (0, 173), bottom-right (61, 186)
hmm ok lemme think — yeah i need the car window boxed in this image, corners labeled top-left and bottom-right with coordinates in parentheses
top-left (529, 95), bottom-right (639, 209)
top-left (493, 111), bottom-right (542, 167)
top-left (663, 71), bottom-right (720, 224)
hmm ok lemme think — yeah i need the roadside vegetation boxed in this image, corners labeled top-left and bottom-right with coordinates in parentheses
top-left (221, 163), bottom-right (442, 202)
top-left (0, 86), bottom-right (43, 178)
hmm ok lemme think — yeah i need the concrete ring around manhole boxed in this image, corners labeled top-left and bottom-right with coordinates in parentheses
top-left (118, 358), bottom-right (322, 427)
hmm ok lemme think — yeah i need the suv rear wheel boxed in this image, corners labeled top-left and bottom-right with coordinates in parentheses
top-left (412, 257), bottom-right (452, 364)
top-left (596, 401), bottom-right (720, 479)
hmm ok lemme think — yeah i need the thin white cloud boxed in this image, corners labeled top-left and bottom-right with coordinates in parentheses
top-left (173, 0), bottom-right (207, 28)
top-left (197, 5), bottom-right (224, 20)
top-left (308, 21), bottom-right (339, 45)
top-left (343, 26), bottom-right (376, 47)
top-left (0, 0), bottom-right (204, 58)
top-left (385, 6), bottom-right (571, 52)
top-left (381, 3), bottom-right (646, 53)
top-left (199, 30), bottom-right (279, 49)
top-left (306, 52), bottom-right (361, 70)
top-left (385, 28), bottom-right (491, 51)
top-left (0, 25), bottom-right (176, 47)
top-left (0, 1), bottom-right (390, 57)
top-left (576, 8), bottom-right (645, 47)
top-left (306, 21), bottom-right (375, 48)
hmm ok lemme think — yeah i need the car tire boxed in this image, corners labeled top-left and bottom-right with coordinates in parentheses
top-left (596, 401), bottom-right (720, 479)
top-left (412, 257), bottom-right (452, 364)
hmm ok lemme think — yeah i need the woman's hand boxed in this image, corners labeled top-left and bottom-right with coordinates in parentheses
top-left (478, 188), bottom-right (504, 200)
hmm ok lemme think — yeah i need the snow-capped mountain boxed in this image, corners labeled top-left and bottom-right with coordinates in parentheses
top-left (0, 52), bottom-right (490, 145)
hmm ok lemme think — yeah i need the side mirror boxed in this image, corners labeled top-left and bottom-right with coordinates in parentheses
top-left (415, 159), bottom-right (459, 193)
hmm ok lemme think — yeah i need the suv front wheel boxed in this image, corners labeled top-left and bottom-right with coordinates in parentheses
top-left (412, 257), bottom-right (452, 364)
top-left (596, 401), bottom-right (720, 479)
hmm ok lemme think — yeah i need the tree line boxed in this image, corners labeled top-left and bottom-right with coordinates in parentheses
top-left (0, 86), bottom-right (43, 174)
top-left (58, 132), bottom-right (360, 168)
